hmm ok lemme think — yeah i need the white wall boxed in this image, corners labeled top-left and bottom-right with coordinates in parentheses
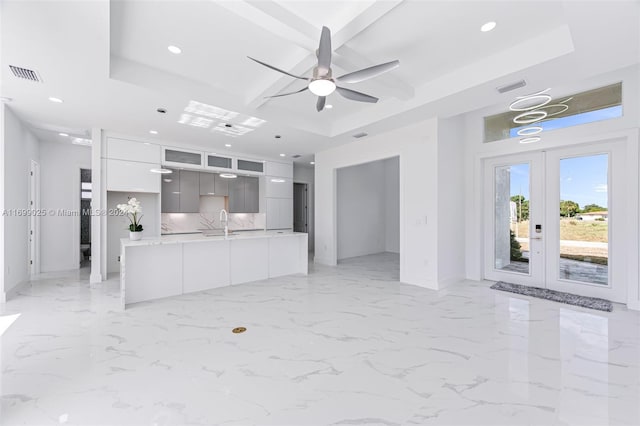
top-left (337, 160), bottom-right (386, 259)
top-left (1, 106), bottom-right (40, 297)
top-left (39, 141), bottom-right (91, 272)
top-left (293, 164), bottom-right (315, 251)
top-left (384, 157), bottom-right (400, 253)
top-left (316, 119), bottom-right (444, 288)
top-left (107, 192), bottom-right (160, 273)
top-left (437, 117), bottom-right (465, 285)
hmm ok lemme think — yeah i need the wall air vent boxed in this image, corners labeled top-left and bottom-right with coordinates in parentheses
top-left (9, 65), bottom-right (42, 82)
top-left (497, 80), bottom-right (526, 94)
top-left (353, 132), bottom-right (368, 138)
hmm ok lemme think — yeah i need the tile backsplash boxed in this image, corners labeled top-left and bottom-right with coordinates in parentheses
top-left (161, 196), bottom-right (265, 234)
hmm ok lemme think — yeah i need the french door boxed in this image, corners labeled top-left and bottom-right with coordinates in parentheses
top-left (484, 141), bottom-right (626, 303)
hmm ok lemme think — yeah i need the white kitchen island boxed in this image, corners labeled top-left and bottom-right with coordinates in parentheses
top-left (120, 231), bottom-right (308, 308)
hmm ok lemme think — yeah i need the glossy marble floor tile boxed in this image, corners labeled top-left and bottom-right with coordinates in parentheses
top-left (2, 253), bottom-right (640, 425)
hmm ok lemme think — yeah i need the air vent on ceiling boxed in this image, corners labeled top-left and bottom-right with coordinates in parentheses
top-left (353, 132), bottom-right (368, 139)
top-left (9, 65), bottom-right (42, 82)
top-left (497, 80), bottom-right (526, 94)
top-left (291, 154), bottom-right (301, 159)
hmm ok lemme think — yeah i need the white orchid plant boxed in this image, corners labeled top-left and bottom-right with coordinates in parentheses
top-left (117, 197), bottom-right (144, 232)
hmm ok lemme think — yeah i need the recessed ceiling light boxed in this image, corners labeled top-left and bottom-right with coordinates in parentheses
top-left (163, 178), bottom-right (173, 183)
top-left (59, 132), bottom-right (69, 137)
top-left (274, 135), bottom-right (281, 139)
top-left (149, 130), bottom-right (158, 135)
top-left (167, 45), bottom-right (182, 54)
top-left (480, 21), bottom-right (497, 32)
top-left (157, 108), bottom-right (167, 114)
top-left (310, 161), bottom-right (315, 165)
top-left (279, 153), bottom-right (286, 157)
top-left (225, 144), bottom-right (232, 148)
top-left (270, 178), bottom-right (286, 183)
top-left (225, 124), bottom-right (232, 128)
top-left (150, 168), bottom-right (173, 174)
top-left (325, 104), bottom-right (333, 109)
top-left (48, 97), bottom-right (63, 103)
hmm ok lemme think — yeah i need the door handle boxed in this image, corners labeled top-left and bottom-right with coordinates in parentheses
top-left (531, 236), bottom-right (542, 240)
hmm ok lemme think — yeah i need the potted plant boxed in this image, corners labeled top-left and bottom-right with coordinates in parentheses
top-left (117, 197), bottom-right (144, 241)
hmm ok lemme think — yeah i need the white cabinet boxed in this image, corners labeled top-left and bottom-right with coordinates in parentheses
top-left (107, 138), bottom-right (161, 164)
top-left (230, 238), bottom-right (269, 285)
top-left (266, 198), bottom-right (293, 229)
top-left (265, 177), bottom-right (293, 198)
top-left (183, 240), bottom-right (230, 293)
top-left (107, 159), bottom-right (161, 193)
top-left (124, 244), bottom-right (182, 304)
top-left (266, 161), bottom-right (293, 178)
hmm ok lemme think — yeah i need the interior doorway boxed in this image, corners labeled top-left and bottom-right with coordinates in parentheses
top-left (336, 156), bottom-right (399, 275)
top-left (80, 169), bottom-right (92, 269)
top-left (293, 183), bottom-right (308, 234)
top-left (483, 141), bottom-right (627, 303)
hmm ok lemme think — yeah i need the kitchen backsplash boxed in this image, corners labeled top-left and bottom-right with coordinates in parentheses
top-left (161, 195), bottom-right (265, 234)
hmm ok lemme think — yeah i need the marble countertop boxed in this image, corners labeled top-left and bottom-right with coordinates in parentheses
top-left (121, 230), bottom-right (305, 247)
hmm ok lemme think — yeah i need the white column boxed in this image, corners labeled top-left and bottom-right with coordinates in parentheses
top-left (90, 128), bottom-right (103, 284)
top-left (0, 104), bottom-right (6, 301)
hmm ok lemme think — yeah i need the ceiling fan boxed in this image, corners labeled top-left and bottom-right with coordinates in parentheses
top-left (248, 26), bottom-right (399, 112)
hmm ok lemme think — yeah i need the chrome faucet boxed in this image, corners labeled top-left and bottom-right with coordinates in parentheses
top-left (219, 209), bottom-right (229, 239)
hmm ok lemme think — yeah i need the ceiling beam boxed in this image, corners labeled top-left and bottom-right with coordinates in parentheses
top-left (215, 0), bottom-right (408, 109)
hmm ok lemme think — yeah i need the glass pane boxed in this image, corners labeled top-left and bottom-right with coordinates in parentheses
top-left (495, 163), bottom-right (530, 274)
top-left (559, 154), bottom-right (608, 285)
top-left (237, 159), bottom-right (264, 172)
top-left (165, 149), bottom-right (202, 165)
top-left (207, 155), bottom-right (232, 169)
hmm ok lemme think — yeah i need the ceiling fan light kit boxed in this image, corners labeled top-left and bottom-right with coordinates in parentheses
top-left (248, 26), bottom-right (399, 112)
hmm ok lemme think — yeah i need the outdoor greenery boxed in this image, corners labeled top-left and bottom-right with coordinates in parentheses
top-left (510, 195), bottom-right (529, 221)
top-left (514, 219), bottom-right (608, 242)
top-left (510, 230), bottom-right (523, 261)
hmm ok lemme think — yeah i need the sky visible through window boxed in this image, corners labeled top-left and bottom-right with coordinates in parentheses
top-left (509, 154), bottom-right (608, 209)
top-left (509, 105), bottom-right (622, 138)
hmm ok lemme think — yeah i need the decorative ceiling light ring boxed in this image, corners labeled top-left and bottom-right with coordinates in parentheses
top-left (533, 103), bottom-right (570, 117)
top-left (519, 137), bottom-right (541, 144)
top-left (509, 94), bottom-right (552, 112)
top-left (513, 110), bottom-right (548, 124)
top-left (517, 126), bottom-right (543, 136)
top-left (514, 88), bottom-right (551, 99)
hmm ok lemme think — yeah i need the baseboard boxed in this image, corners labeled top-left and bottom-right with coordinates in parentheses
top-left (90, 272), bottom-right (103, 284)
top-left (438, 275), bottom-right (464, 289)
top-left (313, 256), bottom-right (337, 266)
top-left (5, 280), bottom-right (30, 301)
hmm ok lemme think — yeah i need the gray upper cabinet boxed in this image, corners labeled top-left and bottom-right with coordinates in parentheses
top-left (228, 176), bottom-right (259, 213)
top-left (161, 170), bottom-right (180, 213)
top-left (179, 170), bottom-right (200, 213)
top-left (199, 172), bottom-right (216, 196)
top-left (161, 170), bottom-right (200, 213)
top-left (199, 172), bottom-right (229, 196)
top-left (244, 176), bottom-right (259, 213)
top-left (214, 174), bottom-right (229, 196)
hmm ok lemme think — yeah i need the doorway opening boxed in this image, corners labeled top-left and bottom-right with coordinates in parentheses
top-left (80, 168), bottom-right (92, 269)
top-left (336, 156), bottom-right (399, 279)
top-left (293, 182), bottom-right (309, 238)
top-left (483, 141), bottom-right (627, 303)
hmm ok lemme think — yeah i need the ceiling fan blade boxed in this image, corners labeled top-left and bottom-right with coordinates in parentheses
top-left (336, 87), bottom-right (378, 103)
top-left (316, 96), bottom-right (326, 112)
top-left (265, 86), bottom-right (309, 98)
top-left (337, 60), bottom-right (400, 84)
top-left (317, 26), bottom-right (332, 75)
top-left (247, 56), bottom-right (308, 80)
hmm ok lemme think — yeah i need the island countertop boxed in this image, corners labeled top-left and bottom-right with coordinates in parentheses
top-left (119, 230), bottom-right (308, 308)
top-left (121, 230), bottom-right (305, 247)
